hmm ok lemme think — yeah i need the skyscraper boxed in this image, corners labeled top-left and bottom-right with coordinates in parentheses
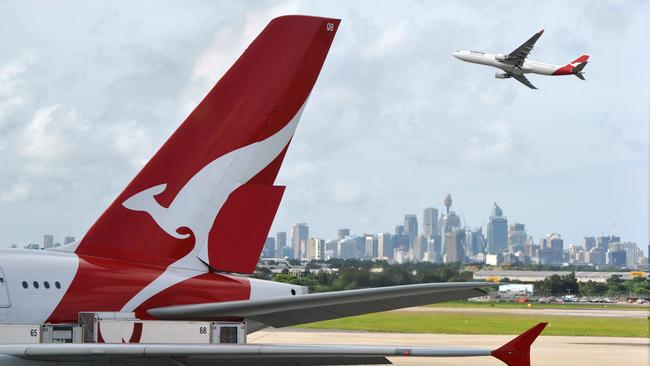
top-left (276, 231), bottom-right (287, 254)
top-left (444, 230), bottom-right (465, 263)
top-left (377, 233), bottom-right (393, 259)
top-left (422, 207), bottom-right (439, 238)
top-left (412, 235), bottom-right (427, 261)
top-left (43, 235), bottom-right (54, 249)
top-left (486, 203), bottom-right (508, 254)
top-left (63, 236), bottom-right (75, 245)
top-left (403, 214), bottom-right (418, 244)
top-left (306, 237), bottom-right (325, 260)
top-left (596, 235), bottom-right (611, 251)
top-left (582, 236), bottom-right (596, 251)
top-left (262, 237), bottom-right (275, 258)
top-left (364, 235), bottom-right (378, 259)
top-left (539, 233), bottom-right (563, 265)
top-left (465, 227), bottom-right (483, 258)
top-left (508, 223), bottom-right (527, 252)
top-left (291, 223), bottom-right (309, 259)
top-left (337, 228), bottom-right (350, 240)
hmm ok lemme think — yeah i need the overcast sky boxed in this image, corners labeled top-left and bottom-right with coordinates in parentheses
top-left (0, 0), bottom-right (648, 251)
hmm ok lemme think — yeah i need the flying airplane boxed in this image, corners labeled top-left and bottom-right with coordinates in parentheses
top-left (452, 29), bottom-right (589, 89)
top-left (0, 15), bottom-right (547, 365)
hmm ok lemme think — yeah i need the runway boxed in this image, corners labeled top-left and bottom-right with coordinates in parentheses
top-left (249, 329), bottom-right (649, 366)
top-left (404, 306), bottom-right (649, 318)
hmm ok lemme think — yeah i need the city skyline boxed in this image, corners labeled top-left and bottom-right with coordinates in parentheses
top-left (0, 1), bottom-right (647, 249)
top-left (263, 196), bottom-right (646, 269)
top-left (8, 196), bottom-right (642, 252)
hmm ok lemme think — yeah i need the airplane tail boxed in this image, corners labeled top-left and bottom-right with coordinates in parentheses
top-left (74, 16), bottom-right (340, 274)
top-left (570, 54), bottom-right (589, 64)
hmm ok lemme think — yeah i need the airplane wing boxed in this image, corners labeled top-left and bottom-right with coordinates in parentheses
top-left (510, 74), bottom-right (537, 89)
top-left (149, 282), bottom-right (492, 328)
top-left (0, 323), bottom-right (547, 366)
top-left (508, 29), bottom-right (544, 65)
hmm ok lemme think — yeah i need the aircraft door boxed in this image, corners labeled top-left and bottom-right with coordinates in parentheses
top-left (0, 268), bottom-right (11, 307)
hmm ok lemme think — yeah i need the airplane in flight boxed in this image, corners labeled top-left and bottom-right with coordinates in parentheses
top-left (452, 29), bottom-right (589, 89)
top-left (0, 15), bottom-right (547, 366)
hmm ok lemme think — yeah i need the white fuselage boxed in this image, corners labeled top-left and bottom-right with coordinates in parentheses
top-left (0, 248), bottom-right (303, 325)
top-left (452, 50), bottom-right (561, 76)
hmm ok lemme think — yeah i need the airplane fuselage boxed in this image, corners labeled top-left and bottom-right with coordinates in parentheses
top-left (0, 248), bottom-right (303, 325)
top-left (452, 50), bottom-right (571, 76)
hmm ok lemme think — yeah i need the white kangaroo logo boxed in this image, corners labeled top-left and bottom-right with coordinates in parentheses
top-left (120, 103), bottom-right (305, 312)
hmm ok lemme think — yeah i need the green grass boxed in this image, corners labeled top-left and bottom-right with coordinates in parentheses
top-left (426, 301), bottom-right (645, 311)
top-left (298, 311), bottom-right (649, 338)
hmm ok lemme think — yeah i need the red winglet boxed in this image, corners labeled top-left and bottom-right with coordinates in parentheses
top-left (491, 323), bottom-right (547, 366)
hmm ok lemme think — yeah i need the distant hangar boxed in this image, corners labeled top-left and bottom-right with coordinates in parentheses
top-left (474, 270), bottom-right (648, 283)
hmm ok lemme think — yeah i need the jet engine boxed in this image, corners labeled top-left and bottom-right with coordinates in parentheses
top-left (495, 53), bottom-right (509, 61)
top-left (495, 71), bottom-right (510, 79)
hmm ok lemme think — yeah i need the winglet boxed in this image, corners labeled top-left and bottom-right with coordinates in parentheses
top-left (491, 323), bottom-right (547, 366)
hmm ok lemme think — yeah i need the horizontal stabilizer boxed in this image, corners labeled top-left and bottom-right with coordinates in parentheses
top-left (492, 323), bottom-right (548, 366)
top-left (149, 282), bottom-right (493, 327)
top-left (572, 61), bottom-right (588, 74)
top-left (0, 322), bottom-right (547, 366)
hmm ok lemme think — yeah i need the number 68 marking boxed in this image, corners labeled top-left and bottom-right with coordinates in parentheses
top-left (326, 23), bottom-right (334, 32)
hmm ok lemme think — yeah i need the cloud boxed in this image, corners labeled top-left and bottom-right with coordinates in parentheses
top-left (0, 182), bottom-right (31, 203)
top-left (0, 0), bottom-right (646, 249)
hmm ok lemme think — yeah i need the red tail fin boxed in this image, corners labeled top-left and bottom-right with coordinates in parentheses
top-left (571, 54), bottom-right (589, 63)
top-left (76, 16), bottom-right (340, 273)
top-left (491, 323), bottom-right (547, 366)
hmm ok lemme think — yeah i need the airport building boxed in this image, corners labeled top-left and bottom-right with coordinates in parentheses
top-left (473, 269), bottom-right (648, 283)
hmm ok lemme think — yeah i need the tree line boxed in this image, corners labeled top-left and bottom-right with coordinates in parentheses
top-left (254, 259), bottom-right (649, 297)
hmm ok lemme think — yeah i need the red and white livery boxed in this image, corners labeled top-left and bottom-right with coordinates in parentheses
top-left (0, 15), bottom-right (546, 366)
top-left (453, 29), bottom-right (589, 89)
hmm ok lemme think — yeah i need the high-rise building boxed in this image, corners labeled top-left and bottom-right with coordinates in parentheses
top-left (276, 231), bottom-right (287, 254)
top-left (306, 237), bottom-right (325, 260)
top-left (403, 214), bottom-right (418, 243)
top-left (262, 237), bottom-right (275, 258)
top-left (279, 247), bottom-right (294, 259)
top-left (486, 203), bottom-right (508, 254)
top-left (64, 236), bottom-right (75, 245)
top-left (444, 230), bottom-right (465, 263)
top-left (607, 250), bottom-right (627, 267)
top-left (291, 223), bottom-right (309, 259)
top-left (324, 239), bottom-right (338, 259)
top-left (412, 235), bottom-right (427, 261)
top-left (395, 225), bottom-right (404, 235)
top-left (393, 225), bottom-right (409, 251)
top-left (428, 235), bottom-right (442, 263)
top-left (539, 233), bottom-right (563, 265)
top-left (439, 211), bottom-right (461, 234)
top-left (377, 233), bottom-right (393, 259)
top-left (422, 207), bottom-right (439, 238)
top-left (586, 247), bottom-right (606, 266)
top-left (582, 236), bottom-right (596, 251)
top-left (338, 236), bottom-right (362, 259)
top-left (43, 235), bottom-right (54, 249)
top-left (609, 242), bottom-right (640, 268)
top-left (364, 235), bottom-right (378, 259)
top-left (596, 235), bottom-right (611, 251)
top-left (465, 227), bottom-right (483, 258)
top-left (508, 223), bottom-right (527, 252)
top-left (337, 228), bottom-right (350, 241)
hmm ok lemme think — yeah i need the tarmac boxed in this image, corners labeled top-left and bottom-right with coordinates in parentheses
top-left (249, 329), bottom-right (649, 366)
